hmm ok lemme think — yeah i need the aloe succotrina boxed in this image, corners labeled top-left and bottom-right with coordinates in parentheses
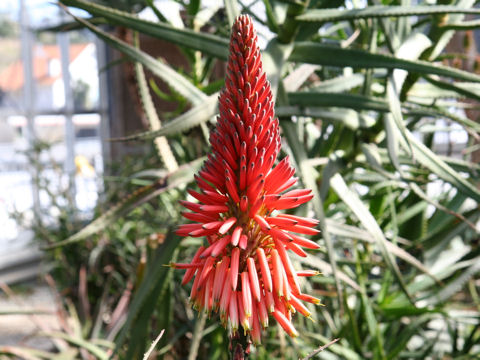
top-left (50, 0), bottom-right (480, 359)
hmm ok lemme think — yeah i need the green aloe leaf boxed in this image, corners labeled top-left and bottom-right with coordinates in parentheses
top-left (134, 60), bottom-right (178, 172)
top-left (44, 159), bottom-right (203, 249)
top-left (385, 316), bottom-right (435, 359)
top-left (382, 113), bottom-right (404, 172)
top-left (288, 92), bottom-right (389, 112)
top-left (143, 330), bottom-right (165, 360)
top-left (263, 39), bottom-right (294, 98)
top-left (302, 332), bottom-right (362, 360)
top-left (124, 250), bottom-right (176, 358)
top-left (386, 33), bottom-right (432, 163)
top-left (0, 309), bottom-right (53, 315)
top-left (424, 76), bottom-right (480, 102)
top-left (439, 156), bottom-right (480, 174)
top-left (280, 120), bottom-right (345, 308)
top-left (60, 0), bottom-right (229, 59)
top-left (406, 130), bottom-right (480, 203)
top-left (284, 64), bottom-right (319, 92)
top-left (277, 106), bottom-right (376, 129)
top-left (296, 6), bottom-right (480, 23)
top-left (408, 82), bottom-right (478, 99)
top-left (42, 332), bottom-right (109, 360)
top-left (428, 0), bottom-right (475, 61)
top-left (440, 19), bottom-right (480, 30)
top-left (311, 73), bottom-right (365, 93)
top-left (0, 346), bottom-right (59, 360)
top-left (224, 0), bottom-right (240, 26)
top-left (112, 95), bottom-right (218, 141)
top-left (299, 256), bottom-right (361, 292)
top-left (114, 230), bottom-right (180, 355)
top-left (64, 10), bottom-right (206, 105)
top-left (289, 43), bottom-right (480, 82)
top-left (326, 219), bottom-right (438, 282)
top-left (404, 105), bottom-right (480, 134)
top-left (330, 173), bottom-right (413, 303)
top-left (360, 287), bottom-right (386, 359)
top-left (371, 124), bottom-right (480, 165)
top-left (427, 256), bottom-right (480, 305)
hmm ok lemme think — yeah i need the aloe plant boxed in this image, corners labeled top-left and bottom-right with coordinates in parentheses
top-left (7, 0), bottom-right (478, 359)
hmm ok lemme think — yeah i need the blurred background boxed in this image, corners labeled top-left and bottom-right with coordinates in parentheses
top-left (0, 0), bottom-right (102, 258)
top-left (0, 0), bottom-right (479, 359)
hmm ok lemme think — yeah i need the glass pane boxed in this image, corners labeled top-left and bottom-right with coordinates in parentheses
top-left (0, 1), bottom-right (103, 255)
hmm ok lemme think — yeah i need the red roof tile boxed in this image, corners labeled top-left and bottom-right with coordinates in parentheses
top-left (0, 43), bottom-right (89, 92)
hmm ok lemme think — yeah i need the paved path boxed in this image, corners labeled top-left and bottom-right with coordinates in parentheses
top-left (0, 280), bottom-right (60, 350)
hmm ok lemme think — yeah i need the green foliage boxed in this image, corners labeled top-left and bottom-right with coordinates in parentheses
top-left (0, 15), bottom-right (17, 38)
top-left (5, 0), bottom-right (479, 359)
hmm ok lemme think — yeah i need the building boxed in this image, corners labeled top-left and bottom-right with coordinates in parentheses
top-left (0, 42), bottom-right (99, 142)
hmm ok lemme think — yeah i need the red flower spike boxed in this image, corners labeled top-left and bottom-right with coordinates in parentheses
top-left (171, 14), bottom-right (321, 343)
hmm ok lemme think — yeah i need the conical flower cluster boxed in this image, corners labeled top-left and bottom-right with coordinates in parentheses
top-left (174, 15), bottom-right (321, 344)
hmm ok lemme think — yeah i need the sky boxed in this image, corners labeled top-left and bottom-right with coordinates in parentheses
top-left (0, 0), bottom-right (69, 28)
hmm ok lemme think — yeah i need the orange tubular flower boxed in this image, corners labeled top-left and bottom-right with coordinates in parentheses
top-left (173, 14), bottom-right (321, 343)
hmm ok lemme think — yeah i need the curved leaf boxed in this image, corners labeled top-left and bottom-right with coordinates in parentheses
top-left (63, 9), bottom-right (206, 105)
top-left (289, 43), bottom-right (480, 82)
top-left (224, 0), bottom-right (240, 26)
top-left (288, 92), bottom-right (389, 112)
top-left (60, 0), bottom-right (229, 59)
top-left (111, 95), bottom-right (218, 141)
top-left (326, 219), bottom-right (439, 283)
top-left (43, 332), bottom-right (109, 360)
top-left (114, 231), bottom-right (180, 355)
top-left (44, 158), bottom-right (204, 249)
top-left (134, 61), bottom-right (178, 172)
top-left (277, 106), bottom-right (376, 129)
top-left (296, 6), bottom-right (480, 23)
top-left (330, 173), bottom-right (413, 303)
top-left (428, 257), bottom-right (480, 305)
top-left (440, 19), bottom-right (480, 30)
top-left (406, 130), bottom-right (480, 203)
top-left (311, 73), bottom-right (365, 93)
top-left (424, 76), bottom-right (480, 102)
top-left (299, 256), bottom-right (361, 292)
top-left (280, 120), bottom-right (345, 309)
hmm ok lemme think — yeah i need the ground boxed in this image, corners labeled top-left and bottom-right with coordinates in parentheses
top-left (0, 279), bottom-right (59, 350)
